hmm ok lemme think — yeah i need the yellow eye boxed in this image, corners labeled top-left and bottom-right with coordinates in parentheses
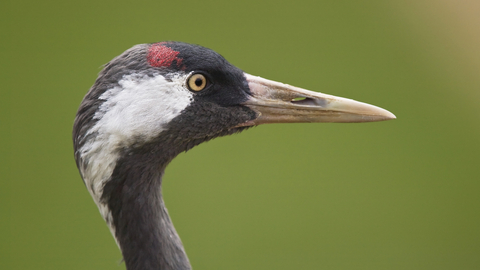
top-left (187, 73), bottom-right (207, 91)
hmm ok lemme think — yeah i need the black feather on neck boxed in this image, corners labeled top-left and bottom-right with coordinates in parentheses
top-left (100, 102), bottom-right (255, 270)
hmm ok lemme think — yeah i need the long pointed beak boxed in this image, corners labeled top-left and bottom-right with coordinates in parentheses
top-left (239, 73), bottom-right (396, 126)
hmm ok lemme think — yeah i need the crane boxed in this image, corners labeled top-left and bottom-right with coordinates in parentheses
top-left (73, 41), bottom-right (395, 270)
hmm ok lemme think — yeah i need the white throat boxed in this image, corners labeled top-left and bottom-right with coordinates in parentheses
top-left (77, 72), bottom-right (193, 241)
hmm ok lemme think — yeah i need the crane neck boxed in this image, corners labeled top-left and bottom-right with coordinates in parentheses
top-left (101, 147), bottom-right (191, 270)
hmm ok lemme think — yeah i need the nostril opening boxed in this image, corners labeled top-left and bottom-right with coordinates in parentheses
top-left (291, 97), bottom-right (318, 106)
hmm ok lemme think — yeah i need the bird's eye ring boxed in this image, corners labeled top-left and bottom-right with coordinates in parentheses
top-left (187, 73), bottom-right (208, 92)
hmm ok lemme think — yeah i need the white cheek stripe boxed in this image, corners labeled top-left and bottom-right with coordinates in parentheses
top-left (78, 72), bottom-right (193, 243)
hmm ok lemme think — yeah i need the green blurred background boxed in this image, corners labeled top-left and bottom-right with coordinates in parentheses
top-left (2, 0), bottom-right (479, 269)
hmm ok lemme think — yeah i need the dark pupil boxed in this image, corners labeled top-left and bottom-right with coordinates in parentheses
top-left (195, 78), bottom-right (203, 87)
